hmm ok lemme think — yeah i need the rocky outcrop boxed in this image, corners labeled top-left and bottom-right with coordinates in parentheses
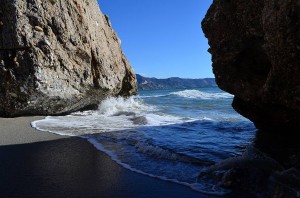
top-left (136, 74), bottom-right (217, 90)
top-left (0, 0), bottom-right (137, 117)
top-left (201, 1), bottom-right (300, 196)
top-left (198, 131), bottom-right (300, 197)
top-left (202, 0), bottom-right (300, 131)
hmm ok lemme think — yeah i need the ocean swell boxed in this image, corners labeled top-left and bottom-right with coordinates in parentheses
top-left (171, 90), bottom-right (233, 99)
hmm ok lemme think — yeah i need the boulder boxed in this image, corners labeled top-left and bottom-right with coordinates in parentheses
top-left (0, 0), bottom-right (137, 117)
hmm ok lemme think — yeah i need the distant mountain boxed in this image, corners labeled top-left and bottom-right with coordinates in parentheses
top-left (136, 74), bottom-right (217, 90)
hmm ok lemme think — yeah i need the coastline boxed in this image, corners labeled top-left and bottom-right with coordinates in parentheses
top-left (0, 117), bottom-right (215, 198)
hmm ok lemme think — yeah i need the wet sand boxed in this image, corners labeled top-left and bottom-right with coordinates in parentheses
top-left (0, 117), bottom-right (215, 198)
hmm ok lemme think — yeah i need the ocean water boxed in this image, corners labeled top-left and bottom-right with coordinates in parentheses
top-left (32, 87), bottom-right (256, 195)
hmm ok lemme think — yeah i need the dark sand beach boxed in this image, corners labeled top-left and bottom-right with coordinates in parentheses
top-left (0, 117), bottom-right (218, 198)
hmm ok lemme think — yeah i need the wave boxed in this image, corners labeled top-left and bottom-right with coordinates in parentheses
top-left (138, 90), bottom-right (233, 100)
top-left (134, 141), bottom-right (214, 166)
top-left (136, 94), bottom-right (170, 99)
top-left (171, 90), bottom-right (233, 99)
top-left (87, 137), bottom-right (229, 196)
top-left (32, 96), bottom-right (197, 136)
top-left (30, 90), bottom-right (247, 196)
top-left (98, 96), bottom-right (154, 116)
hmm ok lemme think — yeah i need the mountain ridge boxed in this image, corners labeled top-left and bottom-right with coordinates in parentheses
top-left (137, 74), bottom-right (217, 90)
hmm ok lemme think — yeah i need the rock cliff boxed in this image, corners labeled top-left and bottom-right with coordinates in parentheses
top-left (202, 0), bottom-right (300, 131)
top-left (0, 0), bottom-right (137, 117)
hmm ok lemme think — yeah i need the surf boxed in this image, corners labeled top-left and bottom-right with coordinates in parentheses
top-left (170, 89), bottom-right (233, 99)
top-left (31, 87), bottom-right (256, 195)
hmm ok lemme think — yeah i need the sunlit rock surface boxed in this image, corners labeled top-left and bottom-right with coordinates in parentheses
top-left (0, 0), bottom-right (137, 117)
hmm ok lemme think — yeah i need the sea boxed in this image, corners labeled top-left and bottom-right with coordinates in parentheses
top-left (32, 87), bottom-right (257, 195)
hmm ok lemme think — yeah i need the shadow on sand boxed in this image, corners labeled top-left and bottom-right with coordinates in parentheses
top-left (0, 137), bottom-right (214, 198)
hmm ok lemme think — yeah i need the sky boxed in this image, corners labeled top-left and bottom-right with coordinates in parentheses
top-left (98, 0), bottom-right (213, 79)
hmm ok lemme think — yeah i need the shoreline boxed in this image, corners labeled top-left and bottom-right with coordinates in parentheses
top-left (0, 116), bottom-right (216, 198)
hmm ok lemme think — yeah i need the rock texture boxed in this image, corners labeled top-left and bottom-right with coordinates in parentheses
top-left (136, 74), bottom-right (217, 91)
top-left (0, 0), bottom-right (137, 117)
top-left (198, 131), bottom-right (300, 197)
top-left (202, 0), bottom-right (300, 131)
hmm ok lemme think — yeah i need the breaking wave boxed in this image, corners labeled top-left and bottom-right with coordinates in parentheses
top-left (98, 96), bottom-right (153, 116)
top-left (137, 89), bottom-right (233, 100)
top-left (171, 90), bottom-right (233, 99)
top-left (31, 87), bottom-right (254, 196)
top-left (32, 96), bottom-right (194, 136)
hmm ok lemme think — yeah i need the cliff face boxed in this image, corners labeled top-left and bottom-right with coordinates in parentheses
top-left (0, 0), bottom-right (137, 117)
top-left (202, 0), bottom-right (300, 131)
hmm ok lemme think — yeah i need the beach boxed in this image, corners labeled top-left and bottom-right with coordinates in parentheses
top-left (0, 117), bottom-right (214, 198)
top-left (0, 117), bottom-right (64, 146)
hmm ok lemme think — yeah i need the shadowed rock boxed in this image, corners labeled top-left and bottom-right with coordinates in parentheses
top-left (202, 0), bottom-right (300, 131)
top-left (130, 116), bottom-right (148, 125)
top-left (201, 1), bottom-right (300, 195)
top-left (198, 130), bottom-right (300, 197)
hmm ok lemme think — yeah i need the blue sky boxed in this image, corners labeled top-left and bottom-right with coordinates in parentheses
top-left (98, 0), bottom-right (213, 78)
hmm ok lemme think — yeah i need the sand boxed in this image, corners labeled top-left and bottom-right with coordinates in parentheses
top-left (0, 116), bottom-right (65, 146)
top-left (0, 116), bottom-right (216, 198)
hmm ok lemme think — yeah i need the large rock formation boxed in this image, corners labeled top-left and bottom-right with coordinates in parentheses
top-left (0, 0), bottom-right (137, 117)
top-left (202, 0), bottom-right (300, 131)
top-left (202, 1), bottom-right (300, 196)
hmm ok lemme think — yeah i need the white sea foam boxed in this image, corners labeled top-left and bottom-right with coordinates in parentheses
top-left (30, 91), bottom-right (247, 196)
top-left (32, 96), bottom-right (195, 136)
top-left (136, 94), bottom-right (170, 99)
top-left (98, 96), bottom-right (154, 116)
top-left (171, 90), bottom-right (233, 99)
top-left (145, 113), bottom-right (189, 126)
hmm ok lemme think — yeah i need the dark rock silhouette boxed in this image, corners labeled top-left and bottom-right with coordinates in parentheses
top-left (202, 0), bottom-right (300, 131)
top-left (201, 0), bottom-right (300, 196)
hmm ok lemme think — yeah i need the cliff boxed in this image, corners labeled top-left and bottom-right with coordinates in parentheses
top-left (201, 1), bottom-right (300, 196)
top-left (202, 0), bottom-right (300, 131)
top-left (0, 0), bottom-right (137, 117)
top-left (136, 74), bottom-right (216, 90)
